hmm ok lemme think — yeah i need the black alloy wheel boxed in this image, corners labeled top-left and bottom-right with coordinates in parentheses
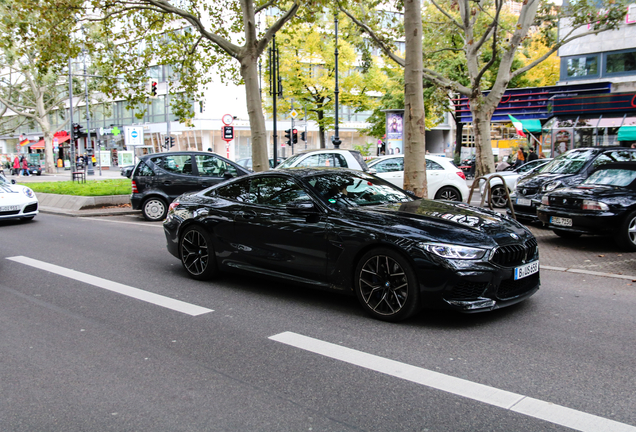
top-left (142, 197), bottom-right (168, 221)
top-left (354, 248), bottom-right (420, 322)
top-left (553, 229), bottom-right (582, 239)
top-left (615, 210), bottom-right (636, 252)
top-left (435, 186), bottom-right (461, 202)
top-left (489, 185), bottom-right (509, 208)
top-left (179, 225), bottom-right (217, 280)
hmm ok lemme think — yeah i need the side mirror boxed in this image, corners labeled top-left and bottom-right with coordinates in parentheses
top-left (286, 200), bottom-right (319, 215)
top-left (11, 179), bottom-right (16, 184)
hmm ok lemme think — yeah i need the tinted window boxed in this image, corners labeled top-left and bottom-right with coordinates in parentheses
top-left (307, 173), bottom-right (412, 207)
top-left (373, 158), bottom-right (403, 173)
top-left (297, 153), bottom-right (347, 168)
top-left (213, 179), bottom-right (252, 202)
top-left (426, 159), bottom-right (443, 170)
top-left (136, 161), bottom-right (154, 176)
top-left (250, 177), bottom-right (310, 207)
top-left (152, 155), bottom-right (193, 175)
top-left (592, 150), bottom-right (636, 169)
top-left (195, 154), bottom-right (239, 177)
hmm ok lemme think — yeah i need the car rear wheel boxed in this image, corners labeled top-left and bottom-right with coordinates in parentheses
top-left (553, 229), bottom-right (582, 239)
top-left (434, 186), bottom-right (462, 202)
top-left (180, 225), bottom-right (218, 280)
top-left (354, 248), bottom-right (420, 322)
top-left (142, 197), bottom-right (167, 221)
top-left (614, 210), bottom-right (636, 252)
top-left (489, 185), bottom-right (509, 208)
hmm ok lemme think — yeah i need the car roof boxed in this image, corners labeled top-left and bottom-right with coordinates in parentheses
top-left (591, 161), bottom-right (636, 172)
top-left (294, 148), bottom-right (362, 155)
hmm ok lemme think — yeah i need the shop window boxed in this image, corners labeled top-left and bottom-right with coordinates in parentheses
top-left (564, 55), bottom-right (599, 79)
top-left (605, 50), bottom-right (636, 75)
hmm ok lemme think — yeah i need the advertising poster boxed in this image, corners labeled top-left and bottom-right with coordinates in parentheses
top-left (385, 111), bottom-right (404, 154)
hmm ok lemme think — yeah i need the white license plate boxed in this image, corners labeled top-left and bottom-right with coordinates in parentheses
top-left (550, 216), bottom-right (572, 227)
top-left (516, 198), bottom-right (531, 206)
top-left (515, 261), bottom-right (539, 280)
top-left (0, 205), bottom-right (20, 212)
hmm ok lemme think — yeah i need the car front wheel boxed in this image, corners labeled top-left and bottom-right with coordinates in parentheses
top-left (434, 186), bottom-right (462, 202)
top-left (142, 198), bottom-right (167, 221)
top-left (615, 210), bottom-right (636, 252)
top-left (354, 248), bottom-right (420, 322)
top-left (180, 225), bottom-right (218, 280)
top-left (489, 185), bottom-right (509, 208)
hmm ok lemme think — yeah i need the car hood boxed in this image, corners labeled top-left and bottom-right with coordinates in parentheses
top-left (350, 199), bottom-right (530, 248)
top-left (0, 183), bottom-right (37, 204)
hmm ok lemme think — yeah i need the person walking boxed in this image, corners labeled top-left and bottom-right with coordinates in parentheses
top-left (514, 147), bottom-right (525, 168)
top-left (527, 146), bottom-right (538, 162)
top-left (21, 156), bottom-right (31, 176)
top-left (13, 156), bottom-right (20, 176)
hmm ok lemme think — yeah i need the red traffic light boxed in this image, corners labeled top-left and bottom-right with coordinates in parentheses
top-left (292, 129), bottom-right (297, 134)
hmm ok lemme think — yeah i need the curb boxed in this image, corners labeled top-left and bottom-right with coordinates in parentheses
top-left (37, 193), bottom-right (130, 211)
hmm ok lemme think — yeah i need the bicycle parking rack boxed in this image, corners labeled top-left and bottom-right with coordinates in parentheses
top-left (467, 174), bottom-right (517, 220)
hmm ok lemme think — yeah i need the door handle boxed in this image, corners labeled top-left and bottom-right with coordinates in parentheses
top-left (238, 210), bottom-right (257, 220)
top-left (163, 181), bottom-right (172, 186)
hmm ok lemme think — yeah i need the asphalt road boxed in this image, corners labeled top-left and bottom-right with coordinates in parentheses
top-left (1, 213), bottom-right (635, 431)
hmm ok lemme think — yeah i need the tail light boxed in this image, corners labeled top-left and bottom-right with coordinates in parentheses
top-left (131, 180), bottom-right (138, 193)
top-left (456, 171), bottom-right (466, 180)
top-left (168, 202), bottom-right (180, 212)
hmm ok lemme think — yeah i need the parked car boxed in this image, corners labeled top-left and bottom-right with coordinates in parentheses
top-left (0, 175), bottom-right (38, 221)
top-left (367, 154), bottom-right (469, 201)
top-left (275, 149), bottom-right (370, 172)
top-left (163, 168), bottom-right (540, 322)
top-left (510, 146), bottom-right (636, 221)
top-left (479, 158), bottom-right (552, 208)
top-left (120, 164), bottom-right (135, 178)
top-left (27, 163), bottom-right (42, 176)
top-left (130, 151), bottom-right (250, 221)
top-left (537, 162), bottom-right (636, 251)
top-left (236, 157), bottom-right (286, 170)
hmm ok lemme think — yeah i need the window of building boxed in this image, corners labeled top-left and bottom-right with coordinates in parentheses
top-left (605, 50), bottom-right (636, 75)
top-left (564, 55), bottom-right (599, 79)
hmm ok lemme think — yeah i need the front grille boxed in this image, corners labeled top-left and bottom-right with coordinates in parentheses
top-left (24, 203), bottom-right (38, 213)
top-left (519, 187), bottom-right (539, 196)
top-left (0, 210), bottom-right (20, 216)
top-left (491, 238), bottom-right (538, 267)
top-left (497, 273), bottom-right (540, 300)
top-left (447, 281), bottom-right (488, 300)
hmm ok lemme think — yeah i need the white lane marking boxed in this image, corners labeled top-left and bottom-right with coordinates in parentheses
top-left (269, 332), bottom-right (636, 432)
top-left (7, 256), bottom-right (212, 316)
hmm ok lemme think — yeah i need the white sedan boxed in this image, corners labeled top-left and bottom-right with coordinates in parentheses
top-left (0, 175), bottom-right (38, 221)
top-left (479, 158), bottom-right (552, 208)
top-left (367, 155), bottom-right (469, 201)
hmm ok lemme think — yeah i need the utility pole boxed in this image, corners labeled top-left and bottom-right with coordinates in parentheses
top-left (82, 46), bottom-right (94, 175)
top-left (332, 10), bottom-right (341, 149)
top-left (68, 58), bottom-right (76, 180)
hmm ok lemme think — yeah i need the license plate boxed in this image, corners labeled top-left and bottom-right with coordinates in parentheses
top-left (515, 261), bottom-right (539, 280)
top-left (551, 216), bottom-right (572, 227)
top-left (0, 205), bottom-right (20, 211)
top-left (516, 198), bottom-right (531, 206)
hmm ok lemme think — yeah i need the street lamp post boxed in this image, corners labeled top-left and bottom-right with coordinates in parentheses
top-left (332, 9), bottom-right (341, 149)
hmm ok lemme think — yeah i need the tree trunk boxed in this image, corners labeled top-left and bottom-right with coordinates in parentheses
top-left (471, 100), bottom-right (496, 178)
top-left (240, 55), bottom-right (269, 172)
top-left (402, 0), bottom-right (427, 196)
top-left (317, 110), bottom-right (326, 148)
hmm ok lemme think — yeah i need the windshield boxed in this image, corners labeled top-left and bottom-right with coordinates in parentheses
top-left (539, 149), bottom-right (596, 174)
top-left (583, 169), bottom-right (636, 187)
top-left (306, 172), bottom-right (413, 207)
top-left (276, 153), bottom-right (304, 169)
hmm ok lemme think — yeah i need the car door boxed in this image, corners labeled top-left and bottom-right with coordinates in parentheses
top-left (371, 157), bottom-right (404, 188)
top-left (425, 158), bottom-right (446, 197)
top-left (193, 153), bottom-right (243, 189)
top-left (149, 154), bottom-right (200, 200)
top-left (232, 175), bottom-right (330, 284)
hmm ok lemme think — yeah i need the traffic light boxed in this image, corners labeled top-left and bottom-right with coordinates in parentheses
top-left (72, 123), bottom-right (83, 137)
top-left (164, 136), bottom-right (170, 149)
top-left (150, 80), bottom-right (158, 98)
top-left (292, 129), bottom-right (298, 144)
top-left (284, 129), bottom-right (291, 146)
top-left (300, 131), bottom-right (306, 142)
top-left (170, 136), bottom-right (175, 147)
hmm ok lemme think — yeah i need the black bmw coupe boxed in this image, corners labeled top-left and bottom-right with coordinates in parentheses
top-left (163, 168), bottom-right (540, 321)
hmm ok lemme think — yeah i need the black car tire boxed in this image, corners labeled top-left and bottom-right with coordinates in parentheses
top-left (434, 186), bottom-right (462, 202)
top-left (142, 197), bottom-right (168, 221)
top-left (354, 248), bottom-right (420, 322)
top-left (179, 225), bottom-right (218, 280)
top-left (553, 229), bottom-right (582, 239)
top-left (489, 185), bottom-right (509, 208)
top-left (614, 210), bottom-right (636, 252)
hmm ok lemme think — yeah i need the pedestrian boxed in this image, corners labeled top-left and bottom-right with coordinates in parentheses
top-left (21, 156), bottom-right (30, 176)
top-left (514, 147), bottom-right (525, 167)
top-left (527, 146), bottom-right (538, 162)
top-left (13, 156), bottom-right (20, 176)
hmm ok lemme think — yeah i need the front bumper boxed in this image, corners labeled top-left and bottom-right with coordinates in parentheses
top-left (537, 207), bottom-right (619, 236)
top-left (508, 194), bottom-right (542, 221)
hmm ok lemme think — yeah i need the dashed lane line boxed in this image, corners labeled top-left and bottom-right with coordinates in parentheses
top-left (7, 256), bottom-right (213, 316)
top-left (270, 331), bottom-right (636, 432)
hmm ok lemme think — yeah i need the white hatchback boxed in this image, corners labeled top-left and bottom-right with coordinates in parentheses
top-left (0, 175), bottom-right (38, 221)
top-left (275, 149), bottom-right (369, 172)
top-left (367, 155), bottom-right (469, 201)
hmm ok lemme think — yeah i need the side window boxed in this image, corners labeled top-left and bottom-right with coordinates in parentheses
top-left (592, 151), bottom-right (635, 169)
top-left (333, 153), bottom-right (348, 168)
top-left (426, 159), bottom-right (443, 170)
top-left (152, 155), bottom-right (194, 175)
top-left (250, 177), bottom-right (310, 207)
top-left (211, 179), bottom-right (252, 202)
top-left (375, 159), bottom-right (403, 173)
top-left (195, 155), bottom-right (239, 178)
top-left (135, 161), bottom-right (154, 176)
top-left (297, 154), bottom-right (327, 167)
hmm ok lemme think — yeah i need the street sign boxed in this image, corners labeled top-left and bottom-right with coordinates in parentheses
top-left (222, 114), bottom-right (234, 125)
top-left (222, 126), bottom-right (234, 142)
top-left (290, 109), bottom-right (298, 119)
top-left (124, 126), bottom-right (144, 147)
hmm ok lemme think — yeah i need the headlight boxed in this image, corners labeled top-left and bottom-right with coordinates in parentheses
top-left (22, 188), bottom-right (34, 198)
top-left (420, 242), bottom-right (487, 260)
top-left (582, 200), bottom-right (609, 211)
top-left (542, 181), bottom-right (561, 192)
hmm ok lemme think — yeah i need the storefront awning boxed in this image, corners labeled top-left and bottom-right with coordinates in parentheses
top-left (520, 119), bottom-right (542, 133)
top-left (27, 134), bottom-right (71, 149)
top-left (617, 125), bottom-right (636, 141)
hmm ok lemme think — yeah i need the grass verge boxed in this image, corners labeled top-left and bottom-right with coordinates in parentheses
top-left (19, 179), bottom-right (132, 196)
